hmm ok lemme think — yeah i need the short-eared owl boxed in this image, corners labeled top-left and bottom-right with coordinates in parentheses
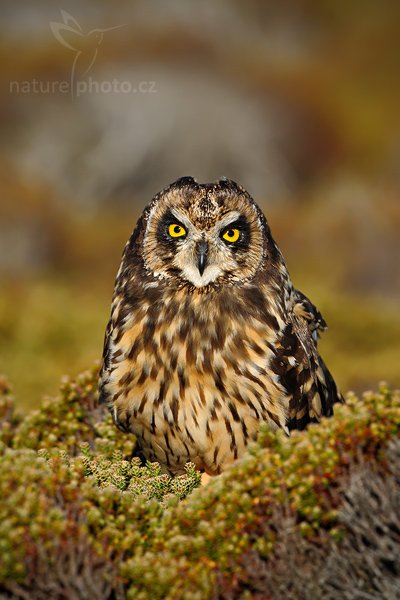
top-left (99, 177), bottom-right (343, 475)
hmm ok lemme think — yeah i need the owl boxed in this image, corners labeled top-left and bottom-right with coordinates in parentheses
top-left (99, 177), bottom-right (343, 475)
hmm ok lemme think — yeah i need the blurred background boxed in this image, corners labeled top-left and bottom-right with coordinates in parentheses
top-left (0, 0), bottom-right (399, 409)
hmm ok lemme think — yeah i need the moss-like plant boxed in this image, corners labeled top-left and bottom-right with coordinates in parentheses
top-left (0, 369), bottom-right (399, 599)
top-left (9, 366), bottom-right (134, 457)
top-left (0, 376), bottom-right (22, 449)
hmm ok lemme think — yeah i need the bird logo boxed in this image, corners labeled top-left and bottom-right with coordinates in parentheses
top-left (50, 10), bottom-right (123, 97)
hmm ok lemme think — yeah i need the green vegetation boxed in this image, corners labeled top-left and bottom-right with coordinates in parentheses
top-left (0, 369), bottom-right (399, 598)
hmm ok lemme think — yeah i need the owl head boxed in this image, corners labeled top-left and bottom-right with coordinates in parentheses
top-left (127, 177), bottom-right (280, 290)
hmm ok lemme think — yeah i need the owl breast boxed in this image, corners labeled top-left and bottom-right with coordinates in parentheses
top-left (106, 285), bottom-right (288, 475)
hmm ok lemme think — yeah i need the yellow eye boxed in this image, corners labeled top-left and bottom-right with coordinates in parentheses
top-left (222, 228), bottom-right (240, 243)
top-left (168, 223), bottom-right (186, 238)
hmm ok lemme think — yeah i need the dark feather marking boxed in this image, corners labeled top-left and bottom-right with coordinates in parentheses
top-left (242, 286), bottom-right (279, 329)
top-left (137, 393), bottom-right (148, 414)
top-left (170, 351), bottom-right (178, 372)
top-left (164, 432), bottom-right (174, 455)
top-left (228, 401), bottom-right (241, 423)
top-left (179, 322), bottom-right (190, 341)
top-left (143, 319), bottom-right (156, 348)
top-left (137, 368), bottom-right (148, 386)
top-left (266, 409), bottom-right (281, 428)
top-left (155, 380), bottom-right (166, 407)
top-left (164, 300), bottom-right (179, 322)
top-left (112, 388), bottom-right (124, 402)
top-left (202, 354), bottom-right (213, 374)
top-left (186, 343), bottom-right (196, 365)
top-left (213, 397), bottom-right (222, 410)
top-left (117, 302), bottom-right (134, 326)
top-left (230, 333), bottom-right (247, 356)
top-left (243, 369), bottom-right (270, 395)
top-left (224, 417), bottom-right (237, 453)
top-left (297, 368), bottom-right (310, 387)
top-left (246, 399), bottom-right (260, 420)
top-left (160, 333), bottom-right (168, 351)
top-left (128, 339), bottom-right (142, 361)
top-left (214, 369), bottom-right (226, 394)
top-left (211, 319), bottom-right (226, 350)
top-left (217, 292), bottom-right (246, 320)
top-left (240, 418), bottom-right (249, 441)
top-left (234, 390), bottom-right (247, 405)
top-left (124, 412), bottom-right (132, 431)
top-left (178, 367), bottom-right (186, 398)
top-left (185, 426), bottom-right (195, 443)
top-left (170, 395), bottom-right (179, 423)
top-left (250, 340), bottom-right (265, 356)
top-left (112, 324), bottom-right (125, 346)
top-left (118, 371), bottom-right (134, 387)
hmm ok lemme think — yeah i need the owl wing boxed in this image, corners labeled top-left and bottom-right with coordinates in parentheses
top-left (99, 300), bottom-right (136, 434)
top-left (272, 289), bottom-right (344, 431)
top-left (99, 212), bottom-right (147, 409)
top-left (292, 288), bottom-right (327, 342)
top-left (100, 315), bottom-right (112, 367)
top-left (98, 314), bottom-right (114, 405)
top-left (98, 289), bottom-right (127, 411)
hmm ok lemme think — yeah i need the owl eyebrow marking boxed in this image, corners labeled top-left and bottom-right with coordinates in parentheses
top-left (169, 208), bottom-right (193, 230)
top-left (212, 211), bottom-right (242, 231)
top-left (219, 214), bottom-right (249, 232)
top-left (160, 209), bottom-right (186, 227)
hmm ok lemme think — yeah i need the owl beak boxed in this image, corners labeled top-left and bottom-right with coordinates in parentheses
top-left (196, 240), bottom-right (208, 276)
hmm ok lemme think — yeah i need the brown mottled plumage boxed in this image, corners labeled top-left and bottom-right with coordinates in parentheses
top-left (99, 177), bottom-right (343, 475)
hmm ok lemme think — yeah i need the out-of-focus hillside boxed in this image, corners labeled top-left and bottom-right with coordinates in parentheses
top-left (0, 0), bottom-right (399, 407)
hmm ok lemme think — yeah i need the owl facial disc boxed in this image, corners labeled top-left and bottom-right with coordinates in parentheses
top-left (142, 178), bottom-right (265, 289)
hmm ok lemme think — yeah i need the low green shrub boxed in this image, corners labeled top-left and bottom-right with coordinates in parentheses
top-left (0, 370), bottom-right (399, 599)
top-left (9, 366), bottom-right (132, 457)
